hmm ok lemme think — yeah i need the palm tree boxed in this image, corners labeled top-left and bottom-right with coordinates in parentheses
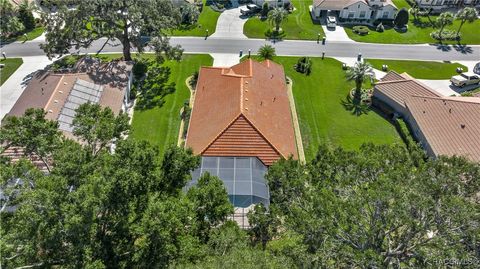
top-left (455, 7), bottom-right (477, 37)
top-left (267, 7), bottom-right (288, 33)
top-left (346, 61), bottom-right (375, 100)
top-left (436, 12), bottom-right (454, 40)
top-left (257, 44), bottom-right (276, 60)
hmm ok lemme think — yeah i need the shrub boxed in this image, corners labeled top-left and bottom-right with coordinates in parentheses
top-left (18, 6), bottom-right (35, 31)
top-left (132, 59), bottom-right (149, 81)
top-left (352, 26), bottom-right (369, 35)
top-left (430, 29), bottom-right (458, 41)
top-left (394, 8), bottom-right (409, 28)
top-left (261, 2), bottom-right (269, 17)
top-left (294, 57), bottom-right (312, 75)
top-left (376, 23), bottom-right (384, 32)
top-left (51, 55), bottom-right (81, 71)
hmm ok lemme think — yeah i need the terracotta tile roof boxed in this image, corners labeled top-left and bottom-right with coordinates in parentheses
top-left (405, 96), bottom-right (480, 162)
top-left (374, 71), bottom-right (441, 109)
top-left (186, 59), bottom-right (298, 165)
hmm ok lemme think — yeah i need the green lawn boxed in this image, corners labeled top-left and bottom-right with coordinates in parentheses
top-left (367, 59), bottom-right (467, 79)
top-left (345, 0), bottom-right (480, 44)
top-left (0, 27), bottom-right (44, 43)
top-left (130, 54), bottom-right (213, 156)
top-left (0, 58), bottom-right (23, 86)
top-left (272, 56), bottom-right (401, 160)
top-left (21, 27), bottom-right (44, 41)
top-left (243, 0), bottom-right (325, 40)
top-left (171, 1), bottom-right (221, 37)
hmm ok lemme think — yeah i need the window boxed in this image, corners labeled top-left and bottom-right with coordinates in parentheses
top-left (348, 11), bottom-right (355, 18)
top-left (382, 11), bottom-right (389, 18)
top-left (359, 11), bottom-right (366, 18)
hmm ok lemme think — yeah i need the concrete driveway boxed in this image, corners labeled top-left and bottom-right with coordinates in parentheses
top-left (417, 79), bottom-right (479, 96)
top-left (321, 24), bottom-right (353, 42)
top-left (210, 5), bottom-right (248, 39)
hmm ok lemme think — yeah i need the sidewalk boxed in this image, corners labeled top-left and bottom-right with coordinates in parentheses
top-left (211, 53), bottom-right (240, 67)
top-left (0, 56), bottom-right (54, 120)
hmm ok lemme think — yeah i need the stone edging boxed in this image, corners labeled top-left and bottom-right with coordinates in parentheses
top-left (286, 77), bottom-right (306, 164)
top-left (177, 76), bottom-right (195, 147)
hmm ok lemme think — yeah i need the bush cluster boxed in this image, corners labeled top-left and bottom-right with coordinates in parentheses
top-left (353, 25), bottom-right (369, 35)
top-left (430, 29), bottom-right (458, 41)
top-left (376, 23), bottom-right (384, 32)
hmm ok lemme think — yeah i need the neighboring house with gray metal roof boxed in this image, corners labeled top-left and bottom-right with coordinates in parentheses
top-left (373, 71), bottom-right (480, 163)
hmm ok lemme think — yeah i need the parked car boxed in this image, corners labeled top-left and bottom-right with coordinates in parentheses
top-left (327, 16), bottom-right (336, 28)
top-left (450, 72), bottom-right (480, 87)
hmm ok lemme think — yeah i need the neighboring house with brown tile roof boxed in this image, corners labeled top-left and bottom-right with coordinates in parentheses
top-left (3, 57), bottom-right (133, 137)
top-left (186, 59), bottom-right (298, 166)
top-left (312, 0), bottom-right (397, 21)
top-left (373, 71), bottom-right (441, 116)
top-left (404, 96), bottom-right (480, 162)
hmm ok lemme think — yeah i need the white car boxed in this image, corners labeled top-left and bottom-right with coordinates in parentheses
top-left (327, 16), bottom-right (336, 28)
top-left (450, 72), bottom-right (480, 87)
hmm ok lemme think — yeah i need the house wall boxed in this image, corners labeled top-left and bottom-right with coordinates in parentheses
top-left (372, 89), bottom-right (407, 116)
top-left (374, 5), bottom-right (397, 19)
top-left (253, 0), bottom-right (286, 7)
top-left (340, 2), bottom-right (372, 19)
top-left (416, 0), bottom-right (480, 11)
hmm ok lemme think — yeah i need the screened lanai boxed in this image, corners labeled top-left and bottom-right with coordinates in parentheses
top-left (186, 156), bottom-right (270, 208)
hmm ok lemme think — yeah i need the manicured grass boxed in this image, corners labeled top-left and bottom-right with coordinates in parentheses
top-left (0, 58), bottom-right (23, 86)
top-left (21, 27), bottom-right (44, 41)
top-left (272, 56), bottom-right (401, 160)
top-left (367, 59), bottom-right (467, 79)
top-left (345, 0), bottom-right (480, 44)
top-left (129, 54), bottom-right (213, 156)
top-left (243, 0), bottom-right (324, 40)
top-left (1, 27), bottom-right (44, 43)
top-left (171, 1), bottom-right (221, 37)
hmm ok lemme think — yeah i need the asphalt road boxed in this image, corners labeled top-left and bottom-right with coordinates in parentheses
top-left (1, 37), bottom-right (479, 61)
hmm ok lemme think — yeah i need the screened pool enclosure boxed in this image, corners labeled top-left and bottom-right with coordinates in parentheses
top-left (186, 156), bottom-right (270, 208)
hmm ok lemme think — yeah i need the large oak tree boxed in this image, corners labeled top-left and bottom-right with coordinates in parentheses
top-left (40, 0), bottom-right (181, 61)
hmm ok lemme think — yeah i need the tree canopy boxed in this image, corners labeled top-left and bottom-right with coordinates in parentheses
top-left (1, 108), bottom-right (479, 268)
top-left (40, 0), bottom-right (182, 61)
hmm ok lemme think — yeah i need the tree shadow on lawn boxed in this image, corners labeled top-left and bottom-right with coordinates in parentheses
top-left (341, 94), bottom-right (370, 116)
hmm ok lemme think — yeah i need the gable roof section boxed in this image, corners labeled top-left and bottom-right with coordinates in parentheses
top-left (374, 71), bottom-right (441, 109)
top-left (202, 115), bottom-right (282, 165)
top-left (186, 59), bottom-right (298, 165)
top-left (405, 96), bottom-right (480, 162)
